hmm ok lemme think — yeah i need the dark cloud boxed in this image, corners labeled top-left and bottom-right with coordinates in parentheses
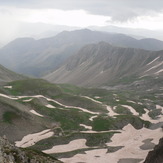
top-left (1, 0), bottom-right (163, 21)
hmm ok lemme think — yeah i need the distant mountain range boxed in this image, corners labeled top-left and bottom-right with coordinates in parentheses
top-left (44, 41), bottom-right (163, 87)
top-left (0, 29), bottom-right (163, 77)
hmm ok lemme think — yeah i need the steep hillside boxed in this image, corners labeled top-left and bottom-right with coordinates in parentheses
top-left (0, 29), bottom-right (163, 77)
top-left (0, 64), bottom-right (24, 83)
top-left (45, 42), bottom-right (163, 87)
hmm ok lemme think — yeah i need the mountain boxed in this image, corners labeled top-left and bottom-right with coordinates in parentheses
top-left (1, 29), bottom-right (163, 77)
top-left (44, 41), bottom-right (163, 87)
top-left (0, 64), bottom-right (24, 83)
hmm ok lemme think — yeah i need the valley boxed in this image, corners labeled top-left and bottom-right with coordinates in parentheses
top-left (0, 77), bottom-right (162, 163)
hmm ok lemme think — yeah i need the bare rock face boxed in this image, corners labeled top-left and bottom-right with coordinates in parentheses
top-left (144, 138), bottom-right (163, 163)
top-left (0, 136), bottom-right (62, 163)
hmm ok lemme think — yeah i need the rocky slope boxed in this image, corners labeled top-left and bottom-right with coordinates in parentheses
top-left (144, 138), bottom-right (163, 163)
top-left (0, 136), bottom-right (61, 163)
top-left (0, 64), bottom-right (24, 83)
top-left (1, 29), bottom-right (163, 77)
top-left (45, 41), bottom-right (163, 87)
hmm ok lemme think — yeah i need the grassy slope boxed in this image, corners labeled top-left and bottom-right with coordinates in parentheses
top-left (0, 78), bottom-right (162, 158)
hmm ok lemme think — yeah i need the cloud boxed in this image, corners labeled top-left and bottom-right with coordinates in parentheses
top-left (1, 0), bottom-right (163, 21)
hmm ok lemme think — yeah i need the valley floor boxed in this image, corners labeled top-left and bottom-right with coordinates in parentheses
top-left (0, 81), bottom-right (162, 163)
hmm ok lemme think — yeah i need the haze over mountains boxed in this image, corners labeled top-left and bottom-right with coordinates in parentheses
top-left (0, 29), bottom-right (163, 77)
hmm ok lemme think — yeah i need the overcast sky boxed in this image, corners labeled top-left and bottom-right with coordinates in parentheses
top-left (1, 0), bottom-right (163, 44)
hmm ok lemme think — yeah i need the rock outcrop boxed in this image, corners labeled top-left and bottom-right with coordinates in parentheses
top-left (144, 138), bottom-right (163, 163)
top-left (0, 136), bottom-right (62, 163)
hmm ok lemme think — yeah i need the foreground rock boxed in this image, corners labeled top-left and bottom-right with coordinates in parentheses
top-left (0, 136), bottom-right (62, 163)
top-left (144, 138), bottom-right (163, 163)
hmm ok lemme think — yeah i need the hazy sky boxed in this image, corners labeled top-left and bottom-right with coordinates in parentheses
top-left (1, 0), bottom-right (163, 44)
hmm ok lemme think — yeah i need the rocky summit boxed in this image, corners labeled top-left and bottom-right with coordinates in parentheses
top-left (0, 136), bottom-right (62, 163)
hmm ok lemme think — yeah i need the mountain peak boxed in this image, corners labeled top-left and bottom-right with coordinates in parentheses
top-left (97, 41), bottom-right (113, 47)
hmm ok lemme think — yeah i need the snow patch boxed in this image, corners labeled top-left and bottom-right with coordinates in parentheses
top-left (147, 57), bottom-right (160, 66)
top-left (94, 96), bottom-right (100, 99)
top-left (80, 124), bottom-right (92, 130)
top-left (30, 110), bottom-right (44, 117)
top-left (43, 139), bottom-right (88, 154)
top-left (106, 106), bottom-right (119, 117)
top-left (81, 96), bottom-right (102, 104)
top-left (46, 104), bottom-right (56, 108)
top-left (89, 115), bottom-right (98, 121)
top-left (23, 98), bottom-right (33, 102)
top-left (0, 93), bottom-right (18, 100)
top-left (4, 86), bottom-right (12, 89)
top-left (155, 69), bottom-right (163, 74)
top-left (156, 105), bottom-right (163, 114)
top-left (15, 129), bottom-right (54, 148)
top-left (121, 105), bottom-right (139, 116)
top-left (127, 100), bottom-right (136, 104)
top-left (61, 124), bottom-right (163, 163)
top-left (144, 61), bottom-right (163, 73)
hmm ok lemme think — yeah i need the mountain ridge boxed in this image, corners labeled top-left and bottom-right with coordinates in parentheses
top-left (1, 29), bottom-right (163, 77)
top-left (44, 41), bottom-right (163, 87)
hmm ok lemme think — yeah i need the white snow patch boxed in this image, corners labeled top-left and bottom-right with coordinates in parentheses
top-left (127, 100), bottom-right (136, 104)
top-left (156, 105), bottom-right (163, 114)
top-left (46, 97), bottom-right (99, 115)
top-left (81, 96), bottom-right (102, 104)
top-left (46, 104), bottom-right (56, 108)
top-left (4, 86), bottom-right (12, 89)
top-left (144, 61), bottom-right (163, 73)
top-left (147, 57), bottom-right (160, 66)
top-left (94, 96), bottom-right (100, 99)
top-left (106, 105), bottom-right (119, 117)
top-left (121, 105), bottom-right (139, 116)
top-left (61, 124), bottom-right (163, 163)
top-left (30, 110), bottom-right (44, 117)
top-left (80, 124), bottom-right (92, 130)
top-left (23, 98), bottom-right (33, 102)
top-left (0, 93), bottom-right (99, 115)
top-left (0, 93), bottom-right (18, 100)
top-left (89, 115), bottom-right (98, 121)
top-left (140, 109), bottom-right (160, 123)
top-left (43, 139), bottom-right (88, 154)
top-left (155, 69), bottom-right (163, 74)
top-left (15, 129), bottom-right (54, 148)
